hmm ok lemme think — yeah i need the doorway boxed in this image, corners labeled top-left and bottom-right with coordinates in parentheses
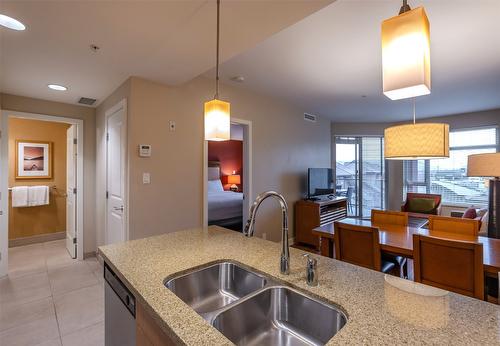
top-left (335, 136), bottom-right (385, 218)
top-left (203, 118), bottom-right (252, 231)
top-left (104, 99), bottom-right (128, 245)
top-left (0, 110), bottom-right (84, 277)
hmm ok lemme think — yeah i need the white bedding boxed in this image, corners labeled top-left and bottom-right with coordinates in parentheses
top-left (208, 191), bottom-right (243, 222)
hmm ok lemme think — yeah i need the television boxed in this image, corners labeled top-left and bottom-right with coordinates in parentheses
top-left (308, 168), bottom-right (335, 199)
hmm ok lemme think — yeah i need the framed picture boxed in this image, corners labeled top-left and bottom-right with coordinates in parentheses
top-left (15, 140), bottom-right (53, 179)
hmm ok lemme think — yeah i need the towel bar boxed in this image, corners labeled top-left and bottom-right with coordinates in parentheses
top-left (8, 185), bottom-right (66, 198)
top-left (8, 186), bottom-right (57, 191)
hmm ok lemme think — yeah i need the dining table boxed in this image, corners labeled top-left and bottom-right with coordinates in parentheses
top-left (312, 217), bottom-right (500, 278)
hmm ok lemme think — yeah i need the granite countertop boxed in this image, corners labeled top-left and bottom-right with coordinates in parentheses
top-left (98, 226), bottom-right (500, 345)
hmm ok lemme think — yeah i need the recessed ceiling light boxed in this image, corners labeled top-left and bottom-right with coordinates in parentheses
top-left (0, 14), bottom-right (26, 31)
top-left (48, 84), bottom-right (68, 91)
top-left (230, 76), bottom-right (245, 83)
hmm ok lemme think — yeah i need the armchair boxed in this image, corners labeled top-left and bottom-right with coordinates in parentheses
top-left (401, 193), bottom-right (442, 219)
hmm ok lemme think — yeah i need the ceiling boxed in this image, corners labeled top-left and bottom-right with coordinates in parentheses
top-left (211, 0), bottom-right (500, 122)
top-left (0, 0), bottom-right (332, 106)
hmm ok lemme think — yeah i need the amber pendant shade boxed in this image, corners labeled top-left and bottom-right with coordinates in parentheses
top-left (382, 7), bottom-right (431, 100)
top-left (204, 99), bottom-right (230, 141)
top-left (384, 123), bottom-right (449, 160)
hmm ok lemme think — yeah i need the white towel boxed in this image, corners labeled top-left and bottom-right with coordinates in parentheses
top-left (11, 186), bottom-right (29, 207)
top-left (28, 186), bottom-right (49, 206)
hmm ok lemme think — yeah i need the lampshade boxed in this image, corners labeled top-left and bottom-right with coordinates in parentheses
top-left (384, 123), bottom-right (449, 160)
top-left (467, 153), bottom-right (500, 177)
top-left (382, 7), bottom-right (431, 100)
top-left (227, 174), bottom-right (241, 185)
top-left (204, 99), bottom-right (230, 141)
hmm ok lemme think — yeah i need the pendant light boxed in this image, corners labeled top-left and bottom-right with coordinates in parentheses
top-left (382, 1), bottom-right (431, 100)
top-left (204, 0), bottom-right (230, 141)
top-left (384, 99), bottom-right (449, 160)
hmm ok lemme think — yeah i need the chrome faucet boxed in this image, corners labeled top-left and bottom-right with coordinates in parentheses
top-left (243, 191), bottom-right (290, 275)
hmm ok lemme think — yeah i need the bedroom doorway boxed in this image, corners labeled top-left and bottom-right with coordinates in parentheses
top-left (203, 118), bottom-right (252, 232)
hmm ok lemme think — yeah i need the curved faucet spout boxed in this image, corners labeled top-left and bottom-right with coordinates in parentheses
top-left (243, 191), bottom-right (290, 275)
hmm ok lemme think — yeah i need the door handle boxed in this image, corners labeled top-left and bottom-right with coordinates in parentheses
top-left (113, 206), bottom-right (124, 212)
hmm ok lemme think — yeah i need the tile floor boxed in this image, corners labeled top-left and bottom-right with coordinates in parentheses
top-left (0, 240), bottom-right (104, 346)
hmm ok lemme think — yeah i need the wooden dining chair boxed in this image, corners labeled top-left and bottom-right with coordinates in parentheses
top-left (428, 215), bottom-right (481, 236)
top-left (371, 209), bottom-right (408, 226)
top-left (413, 234), bottom-right (484, 299)
top-left (334, 222), bottom-right (396, 274)
top-left (371, 209), bottom-right (408, 278)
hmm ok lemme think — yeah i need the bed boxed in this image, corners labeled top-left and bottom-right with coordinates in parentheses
top-left (208, 161), bottom-right (243, 231)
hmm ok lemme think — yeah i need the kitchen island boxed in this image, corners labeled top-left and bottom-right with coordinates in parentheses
top-left (99, 226), bottom-right (500, 345)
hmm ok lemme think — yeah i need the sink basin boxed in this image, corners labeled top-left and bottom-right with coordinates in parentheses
top-left (212, 286), bottom-right (347, 346)
top-left (165, 262), bottom-right (266, 315)
top-left (166, 262), bottom-right (347, 345)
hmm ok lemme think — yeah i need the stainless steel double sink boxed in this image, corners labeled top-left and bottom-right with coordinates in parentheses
top-left (165, 261), bottom-right (347, 346)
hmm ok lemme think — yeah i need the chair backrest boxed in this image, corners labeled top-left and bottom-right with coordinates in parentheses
top-left (334, 222), bottom-right (381, 271)
top-left (346, 186), bottom-right (353, 198)
top-left (371, 209), bottom-right (408, 226)
top-left (402, 193), bottom-right (441, 213)
top-left (428, 215), bottom-right (480, 236)
top-left (413, 234), bottom-right (484, 299)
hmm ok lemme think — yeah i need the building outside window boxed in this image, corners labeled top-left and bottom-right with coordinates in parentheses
top-left (335, 136), bottom-right (385, 218)
top-left (403, 127), bottom-right (499, 206)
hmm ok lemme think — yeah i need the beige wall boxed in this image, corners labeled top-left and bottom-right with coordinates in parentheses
top-left (410, 108), bottom-right (500, 130)
top-left (96, 76), bottom-right (331, 243)
top-left (1, 94), bottom-right (97, 253)
top-left (331, 108), bottom-right (500, 209)
top-left (8, 118), bottom-right (70, 239)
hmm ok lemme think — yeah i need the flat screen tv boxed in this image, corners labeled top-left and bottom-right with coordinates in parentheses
top-left (308, 168), bottom-right (334, 199)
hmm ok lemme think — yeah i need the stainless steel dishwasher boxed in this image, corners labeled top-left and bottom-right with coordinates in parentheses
top-left (104, 263), bottom-right (136, 346)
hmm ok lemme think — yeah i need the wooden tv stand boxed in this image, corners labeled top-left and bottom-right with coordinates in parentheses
top-left (295, 197), bottom-right (347, 249)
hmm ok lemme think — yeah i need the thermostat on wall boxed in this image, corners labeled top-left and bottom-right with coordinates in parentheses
top-left (138, 144), bottom-right (151, 157)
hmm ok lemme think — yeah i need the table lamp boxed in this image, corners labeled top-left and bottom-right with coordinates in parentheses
top-left (226, 174), bottom-right (241, 192)
top-left (467, 153), bottom-right (500, 238)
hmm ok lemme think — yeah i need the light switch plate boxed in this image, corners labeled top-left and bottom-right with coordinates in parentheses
top-left (143, 173), bottom-right (151, 184)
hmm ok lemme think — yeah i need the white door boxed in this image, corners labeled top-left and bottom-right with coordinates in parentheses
top-left (106, 104), bottom-right (126, 245)
top-left (66, 125), bottom-right (77, 258)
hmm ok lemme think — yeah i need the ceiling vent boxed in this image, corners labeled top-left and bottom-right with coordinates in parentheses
top-left (304, 113), bottom-right (317, 123)
top-left (78, 97), bottom-right (97, 106)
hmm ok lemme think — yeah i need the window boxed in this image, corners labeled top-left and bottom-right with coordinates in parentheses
top-left (403, 127), bottom-right (499, 206)
top-left (335, 136), bottom-right (385, 218)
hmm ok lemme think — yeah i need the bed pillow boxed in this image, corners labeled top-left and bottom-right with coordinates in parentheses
top-left (208, 179), bottom-right (224, 193)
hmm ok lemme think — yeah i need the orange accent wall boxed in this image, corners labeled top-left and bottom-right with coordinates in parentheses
top-left (8, 118), bottom-right (70, 240)
top-left (208, 140), bottom-right (243, 191)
